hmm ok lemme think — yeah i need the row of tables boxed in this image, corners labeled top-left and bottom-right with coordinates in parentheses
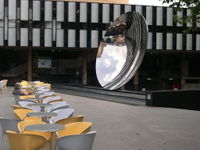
top-left (18, 86), bottom-right (67, 150)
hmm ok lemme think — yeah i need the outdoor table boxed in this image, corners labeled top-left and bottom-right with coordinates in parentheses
top-left (21, 98), bottom-right (41, 102)
top-left (25, 124), bottom-right (65, 150)
top-left (26, 112), bottom-right (57, 122)
top-left (27, 103), bottom-right (52, 112)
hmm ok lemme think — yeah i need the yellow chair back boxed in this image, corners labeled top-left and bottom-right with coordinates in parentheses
top-left (14, 109), bottom-right (34, 120)
top-left (14, 109), bottom-right (41, 121)
top-left (19, 95), bottom-right (36, 100)
top-left (6, 130), bottom-right (47, 150)
top-left (12, 104), bottom-right (25, 110)
top-left (57, 122), bottom-right (92, 138)
top-left (20, 81), bottom-right (31, 87)
top-left (55, 115), bottom-right (84, 125)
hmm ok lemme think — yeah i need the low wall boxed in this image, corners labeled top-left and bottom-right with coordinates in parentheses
top-left (146, 90), bottom-right (200, 111)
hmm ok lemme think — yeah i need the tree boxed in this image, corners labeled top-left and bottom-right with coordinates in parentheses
top-left (161, 0), bottom-right (200, 33)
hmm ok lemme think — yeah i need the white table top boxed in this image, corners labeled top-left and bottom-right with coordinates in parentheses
top-left (26, 112), bottom-right (57, 117)
top-left (21, 98), bottom-right (40, 101)
top-left (25, 124), bottom-right (65, 132)
top-left (27, 103), bottom-right (52, 107)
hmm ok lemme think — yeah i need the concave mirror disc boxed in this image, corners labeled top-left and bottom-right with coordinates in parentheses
top-left (95, 11), bottom-right (148, 90)
top-left (96, 45), bottom-right (127, 87)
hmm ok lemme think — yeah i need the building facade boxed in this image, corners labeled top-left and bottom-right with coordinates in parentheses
top-left (0, 0), bottom-right (200, 90)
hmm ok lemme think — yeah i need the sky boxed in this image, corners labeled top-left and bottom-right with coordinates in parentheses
top-left (128, 0), bottom-right (169, 6)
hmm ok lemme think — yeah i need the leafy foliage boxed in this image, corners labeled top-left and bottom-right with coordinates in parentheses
top-left (161, 0), bottom-right (200, 33)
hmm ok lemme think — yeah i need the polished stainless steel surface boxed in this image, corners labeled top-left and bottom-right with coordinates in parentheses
top-left (96, 45), bottom-right (127, 87)
top-left (96, 11), bottom-right (148, 90)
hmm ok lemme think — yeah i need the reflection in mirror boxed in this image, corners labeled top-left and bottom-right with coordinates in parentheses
top-left (96, 11), bottom-right (148, 90)
top-left (96, 45), bottom-right (127, 86)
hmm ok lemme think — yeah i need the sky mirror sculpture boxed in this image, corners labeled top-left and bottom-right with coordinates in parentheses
top-left (96, 11), bottom-right (148, 90)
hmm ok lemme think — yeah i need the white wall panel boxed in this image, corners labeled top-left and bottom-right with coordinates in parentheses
top-left (45, 29), bottom-right (52, 47)
top-left (68, 2), bottom-right (75, 22)
top-left (9, 0), bottom-right (17, 19)
top-left (156, 33), bottom-right (163, 49)
top-left (57, 2), bottom-right (64, 22)
top-left (156, 7), bottom-right (163, 26)
top-left (21, 0), bottom-right (28, 20)
top-left (166, 33), bottom-right (173, 50)
top-left (4, 12), bottom-right (8, 40)
top-left (45, 1), bottom-right (52, 21)
top-left (80, 3), bottom-right (87, 22)
top-left (20, 28), bottom-right (28, 46)
top-left (0, 0), bottom-right (4, 19)
top-left (8, 28), bottom-right (16, 46)
top-left (114, 5), bottom-right (120, 20)
top-left (103, 4), bottom-right (109, 23)
top-left (125, 5), bottom-right (131, 13)
top-left (0, 21), bottom-right (4, 27)
top-left (0, 21), bottom-right (3, 43)
top-left (91, 30), bottom-right (98, 48)
top-left (167, 8), bottom-right (173, 26)
top-left (68, 29), bottom-right (75, 47)
top-left (176, 33), bottom-right (183, 50)
top-left (186, 34), bottom-right (192, 50)
top-left (147, 32), bottom-right (152, 49)
top-left (33, 1), bottom-right (41, 21)
top-left (197, 15), bottom-right (200, 27)
top-left (177, 11), bottom-right (183, 27)
top-left (0, 28), bottom-right (3, 46)
top-left (56, 29), bottom-right (64, 47)
top-left (135, 6), bottom-right (142, 14)
top-left (32, 28), bottom-right (40, 46)
top-left (146, 7), bottom-right (152, 25)
top-left (91, 3), bottom-right (98, 23)
top-left (80, 30), bottom-right (87, 48)
top-left (187, 9), bottom-right (192, 27)
top-left (196, 34), bottom-right (200, 50)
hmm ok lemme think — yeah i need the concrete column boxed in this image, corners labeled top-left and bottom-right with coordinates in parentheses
top-left (82, 51), bottom-right (87, 85)
top-left (27, 48), bottom-right (32, 81)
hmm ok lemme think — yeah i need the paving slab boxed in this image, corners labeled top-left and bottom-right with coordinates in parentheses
top-left (0, 87), bottom-right (200, 150)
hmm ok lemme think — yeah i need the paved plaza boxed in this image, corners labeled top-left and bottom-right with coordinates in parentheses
top-left (1, 87), bottom-right (200, 150)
